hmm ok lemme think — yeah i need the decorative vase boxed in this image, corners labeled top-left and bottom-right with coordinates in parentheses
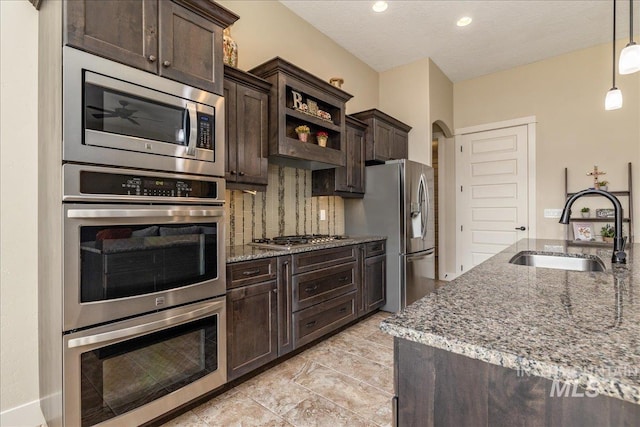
top-left (601, 185), bottom-right (608, 191)
top-left (317, 136), bottom-right (328, 147)
top-left (223, 27), bottom-right (238, 67)
top-left (297, 133), bottom-right (308, 142)
top-left (603, 236), bottom-right (614, 243)
top-left (581, 212), bottom-right (590, 218)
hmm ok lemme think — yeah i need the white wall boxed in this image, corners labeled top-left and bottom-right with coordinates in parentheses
top-left (216, 0), bottom-right (379, 113)
top-left (379, 58), bottom-right (431, 164)
top-left (0, 0), bottom-right (41, 422)
top-left (454, 41), bottom-right (640, 240)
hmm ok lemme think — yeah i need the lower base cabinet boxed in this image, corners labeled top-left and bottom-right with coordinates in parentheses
top-left (226, 280), bottom-right (278, 381)
top-left (226, 241), bottom-right (385, 380)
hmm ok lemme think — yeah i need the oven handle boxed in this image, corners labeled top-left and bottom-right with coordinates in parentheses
top-left (185, 102), bottom-right (198, 156)
top-left (67, 299), bottom-right (224, 349)
top-left (67, 208), bottom-right (224, 219)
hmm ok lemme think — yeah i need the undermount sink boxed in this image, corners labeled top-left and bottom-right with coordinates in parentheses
top-left (508, 251), bottom-right (606, 272)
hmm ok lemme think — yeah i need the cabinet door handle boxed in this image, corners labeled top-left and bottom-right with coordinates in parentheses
top-left (242, 269), bottom-right (261, 276)
top-left (338, 307), bottom-right (347, 313)
top-left (163, 60), bottom-right (171, 67)
top-left (515, 226), bottom-right (526, 231)
top-left (229, 170), bottom-right (236, 175)
top-left (238, 171), bottom-right (245, 176)
top-left (338, 276), bottom-right (350, 282)
top-left (305, 320), bottom-right (317, 328)
top-left (305, 284), bottom-right (318, 293)
top-left (147, 55), bottom-right (157, 62)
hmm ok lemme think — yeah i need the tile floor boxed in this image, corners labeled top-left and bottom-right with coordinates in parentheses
top-left (161, 311), bottom-right (394, 427)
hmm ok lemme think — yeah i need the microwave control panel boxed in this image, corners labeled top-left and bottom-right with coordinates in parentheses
top-left (196, 113), bottom-right (213, 150)
top-left (79, 171), bottom-right (218, 199)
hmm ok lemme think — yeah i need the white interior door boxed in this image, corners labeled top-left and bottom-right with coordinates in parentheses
top-left (457, 124), bottom-right (531, 272)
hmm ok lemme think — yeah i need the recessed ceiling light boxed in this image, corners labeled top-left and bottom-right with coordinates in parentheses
top-left (457, 16), bottom-right (472, 27)
top-left (372, 1), bottom-right (388, 13)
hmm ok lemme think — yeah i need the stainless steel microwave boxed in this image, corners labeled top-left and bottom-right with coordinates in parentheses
top-left (63, 47), bottom-right (225, 177)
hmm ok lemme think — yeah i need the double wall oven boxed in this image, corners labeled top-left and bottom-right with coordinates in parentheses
top-left (62, 46), bottom-right (227, 426)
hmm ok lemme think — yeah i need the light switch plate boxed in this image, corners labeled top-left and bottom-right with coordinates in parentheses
top-left (320, 209), bottom-right (326, 221)
top-left (544, 208), bottom-right (563, 218)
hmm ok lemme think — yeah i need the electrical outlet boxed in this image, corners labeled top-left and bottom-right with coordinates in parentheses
top-left (544, 208), bottom-right (563, 218)
top-left (320, 209), bottom-right (326, 221)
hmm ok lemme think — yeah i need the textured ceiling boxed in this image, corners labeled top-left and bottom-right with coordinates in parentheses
top-left (280, 0), bottom-right (640, 82)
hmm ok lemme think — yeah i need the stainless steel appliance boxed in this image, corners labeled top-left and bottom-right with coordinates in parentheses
top-left (64, 298), bottom-right (225, 427)
top-left (63, 164), bottom-right (226, 331)
top-left (63, 47), bottom-right (224, 177)
top-left (345, 159), bottom-right (435, 312)
top-left (62, 164), bottom-right (227, 426)
top-left (249, 234), bottom-right (353, 251)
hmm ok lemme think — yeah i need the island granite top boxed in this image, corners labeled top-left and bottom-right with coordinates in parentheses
top-left (381, 239), bottom-right (640, 405)
top-left (226, 236), bottom-right (386, 263)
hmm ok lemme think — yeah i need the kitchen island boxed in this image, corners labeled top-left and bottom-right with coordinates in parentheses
top-left (381, 239), bottom-right (640, 426)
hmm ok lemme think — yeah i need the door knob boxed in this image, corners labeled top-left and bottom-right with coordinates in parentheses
top-left (147, 55), bottom-right (157, 62)
top-left (162, 60), bottom-right (171, 67)
top-left (515, 226), bottom-right (526, 231)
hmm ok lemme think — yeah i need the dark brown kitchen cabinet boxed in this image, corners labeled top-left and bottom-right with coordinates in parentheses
top-left (249, 58), bottom-right (353, 169)
top-left (226, 258), bottom-right (277, 380)
top-left (65, 0), bottom-right (238, 95)
top-left (351, 109), bottom-right (411, 164)
top-left (277, 256), bottom-right (294, 356)
top-left (226, 280), bottom-right (278, 381)
top-left (312, 115), bottom-right (367, 197)
top-left (224, 66), bottom-right (271, 190)
top-left (357, 241), bottom-right (386, 316)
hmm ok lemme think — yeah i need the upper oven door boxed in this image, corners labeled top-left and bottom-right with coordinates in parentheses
top-left (63, 204), bottom-right (226, 331)
top-left (63, 46), bottom-right (225, 177)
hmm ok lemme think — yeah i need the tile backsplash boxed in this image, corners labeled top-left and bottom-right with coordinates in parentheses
top-left (225, 165), bottom-right (345, 246)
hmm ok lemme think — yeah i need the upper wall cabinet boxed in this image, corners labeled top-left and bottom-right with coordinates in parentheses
top-left (224, 65), bottom-right (271, 190)
top-left (351, 109), bottom-right (412, 164)
top-left (312, 115), bottom-right (367, 198)
top-left (65, 0), bottom-right (238, 95)
top-left (249, 58), bottom-right (353, 170)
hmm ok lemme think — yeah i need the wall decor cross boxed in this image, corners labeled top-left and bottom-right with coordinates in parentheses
top-left (586, 165), bottom-right (606, 187)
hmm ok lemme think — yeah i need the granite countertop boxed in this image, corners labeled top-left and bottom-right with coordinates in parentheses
top-left (226, 236), bottom-right (386, 263)
top-left (381, 239), bottom-right (640, 405)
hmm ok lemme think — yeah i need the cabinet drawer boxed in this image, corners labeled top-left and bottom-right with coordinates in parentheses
top-left (292, 245), bottom-right (357, 274)
top-left (293, 291), bottom-right (356, 348)
top-left (292, 262), bottom-right (356, 311)
top-left (364, 240), bottom-right (385, 258)
top-left (227, 258), bottom-right (277, 289)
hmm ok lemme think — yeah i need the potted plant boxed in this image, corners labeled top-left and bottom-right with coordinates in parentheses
top-left (580, 207), bottom-right (590, 218)
top-left (597, 180), bottom-right (609, 191)
top-left (601, 224), bottom-right (615, 243)
top-left (294, 125), bottom-right (310, 142)
top-left (316, 131), bottom-right (328, 147)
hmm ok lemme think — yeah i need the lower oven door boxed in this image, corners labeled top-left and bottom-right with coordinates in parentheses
top-left (64, 204), bottom-right (225, 331)
top-left (63, 297), bottom-right (226, 427)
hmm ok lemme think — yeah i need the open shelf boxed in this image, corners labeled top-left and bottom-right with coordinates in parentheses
top-left (286, 108), bottom-right (341, 132)
top-left (563, 163), bottom-right (633, 243)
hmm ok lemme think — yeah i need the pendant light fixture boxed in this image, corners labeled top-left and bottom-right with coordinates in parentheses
top-left (606, 0), bottom-right (623, 110)
top-left (619, 0), bottom-right (640, 74)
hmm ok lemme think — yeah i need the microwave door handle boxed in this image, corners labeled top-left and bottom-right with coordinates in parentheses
top-left (185, 102), bottom-right (197, 156)
top-left (67, 208), bottom-right (224, 219)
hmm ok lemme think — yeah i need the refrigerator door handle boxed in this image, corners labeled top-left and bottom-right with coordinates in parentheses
top-left (406, 250), bottom-right (435, 262)
top-left (421, 173), bottom-right (429, 240)
top-left (411, 174), bottom-right (428, 239)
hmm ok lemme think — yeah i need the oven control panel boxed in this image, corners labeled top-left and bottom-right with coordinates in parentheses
top-left (79, 171), bottom-right (218, 199)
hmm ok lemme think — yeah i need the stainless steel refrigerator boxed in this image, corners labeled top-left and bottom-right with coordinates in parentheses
top-left (345, 159), bottom-right (435, 312)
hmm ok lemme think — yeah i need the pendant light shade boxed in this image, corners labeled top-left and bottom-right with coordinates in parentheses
top-left (606, 0), bottom-right (623, 110)
top-left (605, 87), bottom-right (623, 110)
top-left (619, 44), bottom-right (640, 74)
top-left (619, 0), bottom-right (640, 74)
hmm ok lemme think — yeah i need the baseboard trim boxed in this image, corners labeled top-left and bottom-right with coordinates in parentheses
top-left (0, 400), bottom-right (46, 427)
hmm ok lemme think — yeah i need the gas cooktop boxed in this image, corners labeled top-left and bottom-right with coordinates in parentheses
top-left (249, 234), bottom-right (352, 250)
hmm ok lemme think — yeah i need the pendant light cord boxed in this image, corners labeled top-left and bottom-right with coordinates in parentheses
top-left (630, 0), bottom-right (635, 44)
top-left (613, 0), bottom-right (617, 87)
